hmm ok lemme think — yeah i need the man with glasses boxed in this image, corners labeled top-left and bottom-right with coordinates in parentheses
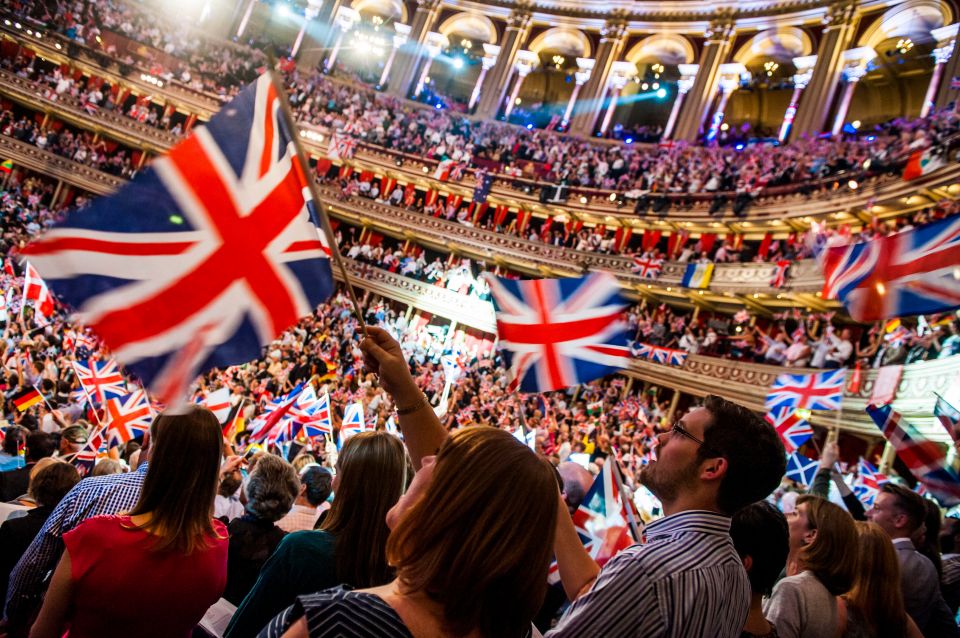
top-left (548, 395), bottom-right (786, 637)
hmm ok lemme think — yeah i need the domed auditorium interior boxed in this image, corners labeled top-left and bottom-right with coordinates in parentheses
top-left (1, 0), bottom-right (960, 636)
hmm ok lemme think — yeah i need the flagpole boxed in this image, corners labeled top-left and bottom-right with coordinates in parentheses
top-left (69, 363), bottom-right (106, 429)
top-left (610, 456), bottom-right (643, 542)
top-left (264, 64), bottom-right (366, 333)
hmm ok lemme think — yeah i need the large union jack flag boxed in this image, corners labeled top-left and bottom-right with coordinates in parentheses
top-left (853, 458), bottom-right (887, 508)
top-left (22, 74), bottom-right (334, 399)
top-left (484, 272), bottom-right (632, 393)
top-left (867, 403), bottom-right (947, 478)
top-left (766, 406), bottom-right (813, 454)
top-left (73, 359), bottom-right (128, 404)
top-left (105, 389), bottom-right (154, 448)
top-left (631, 256), bottom-right (663, 280)
top-left (821, 215), bottom-right (960, 322)
top-left (765, 369), bottom-right (845, 414)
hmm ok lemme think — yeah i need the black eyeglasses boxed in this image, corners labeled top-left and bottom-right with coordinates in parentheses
top-left (671, 420), bottom-right (706, 447)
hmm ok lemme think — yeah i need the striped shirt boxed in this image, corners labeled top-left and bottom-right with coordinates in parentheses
top-left (3, 463), bottom-right (148, 626)
top-left (258, 586), bottom-right (413, 638)
top-left (547, 510), bottom-right (750, 638)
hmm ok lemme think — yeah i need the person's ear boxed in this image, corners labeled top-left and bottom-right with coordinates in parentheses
top-left (804, 528), bottom-right (818, 546)
top-left (741, 555), bottom-right (753, 574)
top-left (701, 456), bottom-right (728, 482)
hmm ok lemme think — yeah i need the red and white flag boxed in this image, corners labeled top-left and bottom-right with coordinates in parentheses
top-left (22, 262), bottom-right (55, 320)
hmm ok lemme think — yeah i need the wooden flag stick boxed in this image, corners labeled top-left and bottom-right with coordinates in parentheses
top-left (265, 65), bottom-right (366, 333)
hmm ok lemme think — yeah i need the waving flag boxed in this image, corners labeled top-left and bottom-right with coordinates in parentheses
top-left (22, 262), bottom-right (55, 320)
top-left (249, 383), bottom-right (306, 443)
top-left (867, 403), bottom-right (946, 478)
top-left (302, 391), bottom-right (333, 437)
top-left (22, 74), bottom-right (335, 402)
top-left (935, 394), bottom-right (960, 443)
top-left (765, 370), bottom-right (845, 413)
top-left (70, 426), bottom-right (107, 477)
top-left (853, 458), bottom-right (887, 508)
top-left (766, 406), bottom-right (813, 455)
top-left (484, 272), bottom-right (631, 393)
top-left (73, 359), bottom-right (128, 404)
top-left (200, 387), bottom-right (233, 424)
top-left (771, 259), bottom-right (791, 289)
top-left (631, 256), bottom-right (663, 280)
top-left (821, 215), bottom-right (960, 321)
top-left (681, 262), bottom-right (713, 289)
top-left (548, 459), bottom-right (638, 584)
top-left (105, 389), bottom-right (153, 448)
top-left (341, 402), bottom-right (365, 441)
top-left (785, 453), bottom-right (819, 487)
top-left (440, 355), bottom-right (462, 384)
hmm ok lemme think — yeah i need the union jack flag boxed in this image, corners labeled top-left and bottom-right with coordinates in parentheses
top-left (853, 458), bottom-right (886, 508)
top-left (770, 259), bottom-right (791, 289)
top-left (668, 349), bottom-right (687, 366)
top-left (766, 406), bottom-right (813, 454)
top-left (935, 393), bottom-right (960, 443)
top-left (340, 401), bottom-right (366, 442)
top-left (547, 459), bottom-right (638, 584)
top-left (821, 215), bottom-right (960, 322)
top-left (302, 390), bottom-right (333, 437)
top-left (632, 343), bottom-right (653, 359)
top-left (73, 359), bottom-right (127, 404)
top-left (328, 132), bottom-right (357, 161)
top-left (250, 383), bottom-right (305, 443)
top-left (785, 452), bottom-right (819, 486)
top-left (22, 74), bottom-right (335, 402)
top-left (649, 347), bottom-right (671, 364)
top-left (484, 272), bottom-right (632, 393)
top-left (765, 369), bottom-right (845, 413)
top-left (70, 425), bottom-right (107, 477)
top-left (105, 389), bottom-right (153, 448)
top-left (631, 256), bottom-right (663, 279)
top-left (867, 403), bottom-right (947, 478)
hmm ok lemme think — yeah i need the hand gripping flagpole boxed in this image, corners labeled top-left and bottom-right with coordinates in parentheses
top-left (265, 65), bottom-right (366, 334)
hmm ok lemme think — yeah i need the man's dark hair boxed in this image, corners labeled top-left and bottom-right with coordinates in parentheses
top-left (301, 466), bottom-right (333, 507)
top-left (30, 461), bottom-right (80, 508)
top-left (699, 395), bottom-right (786, 515)
top-left (25, 431), bottom-right (56, 462)
top-left (881, 483), bottom-right (926, 533)
top-left (2, 426), bottom-right (27, 455)
top-left (730, 501), bottom-right (789, 596)
top-left (219, 469), bottom-right (243, 498)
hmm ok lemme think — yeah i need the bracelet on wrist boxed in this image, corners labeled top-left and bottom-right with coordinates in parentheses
top-left (396, 393), bottom-right (428, 416)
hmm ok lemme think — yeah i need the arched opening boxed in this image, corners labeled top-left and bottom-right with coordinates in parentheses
top-left (423, 13), bottom-right (498, 109)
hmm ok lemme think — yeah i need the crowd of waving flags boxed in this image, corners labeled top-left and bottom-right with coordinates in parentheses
top-left (631, 343), bottom-right (688, 367)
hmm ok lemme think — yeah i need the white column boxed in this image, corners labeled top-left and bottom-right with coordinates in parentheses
top-left (705, 63), bottom-right (747, 142)
top-left (413, 32), bottom-right (447, 97)
top-left (324, 7), bottom-right (358, 72)
top-left (469, 51), bottom-right (498, 110)
top-left (379, 24), bottom-right (411, 89)
top-left (236, 0), bottom-right (256, 38)
top-left (831, 47), bottom-right (876, 136)
top-left (923, 42), bottom-right (955, 117)
top-left (662, 63), bottom-right (698, 140)
top-left (562, 57), bottom-right (594, 126)
top-left (502, 49), bottom-right (539, 119)
top-left (598, 60), bottom-right (635, 135)
top-left (778, 56), bottom-right (816, 142)
top-left (291, 0), bottom-right (322, 58)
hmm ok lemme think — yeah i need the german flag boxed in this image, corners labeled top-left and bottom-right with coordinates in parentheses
top-left (12, 387), bottom-right (43, 412)
top-left (318, 360), bottom-right (337, 383)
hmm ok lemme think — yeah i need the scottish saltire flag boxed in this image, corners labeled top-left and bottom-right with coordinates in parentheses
top-left (341, 402), bottom-right (366, 441)
top-left (867, 403), bottom-right (948, 478)
top-left (821, 215), bottom-right (960, 322)
top-left (548, 459), bottom-right (638, 584)
top-left (785, 453), bottom-right (819, 487)
top-left (22, 73), bottom-right (335, 401)
top-left (935, 393), bottom-right (960, 443)
top-left (105, 389), bottom-right (153, 448)
top-left (766, 406), bottom-right (813, 455)
top-left (853, 458), bottom-right (886, 508)
top-left (441, 355), bottom-right (461, 383)
top-left (73, 359), bottom-right (128, 404)
top-left (680, 262), bottom-right (714, 289)
top-left (765, 370), bottom-right (845, 413)
top-left (484, 272), bottom-right (632, 393)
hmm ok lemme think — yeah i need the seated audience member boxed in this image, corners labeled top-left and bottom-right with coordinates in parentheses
top-left (90, 459), bottom-right (124, 477)
top-left (2, 415), bottom-right (161, 632)
top-left (0, 432), bottom-right (56, 501)
top-left (29, 406), bottom-right (228, 638)
top-left (764, 495), bottom-right (858, 638)
top-left (276, 466), bottom-right (333, 533)
top-left (940, 516), bottom-right (960, 616)
top-left (224, 454), bottom-right (299, 605)
top-left (0, 426), bottom-right (27, 472)
top-left (843, 522), bottom-right (923, 638)
top-left (730, 501), bottom-right (789, 638)
top-left (226, 432), bottom-right (406, 638)
top-left (0, 461), bottom-right (79, 604)
top-left (57, 426), bottom-right (87, 459)
top-left (260, 427), bottom-right (558, 638)
top-left (867, 484), bottom-right (959, 636)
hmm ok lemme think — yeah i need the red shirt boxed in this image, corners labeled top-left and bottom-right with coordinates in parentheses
top-left (63, 514), bottom-right (228, 638)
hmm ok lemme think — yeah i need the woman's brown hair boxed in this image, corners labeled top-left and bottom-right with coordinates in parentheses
top-left (320, 430), bottom-right (407, 587)
top-left (845, 522), bottom-right (908, 638)
top-left (387, 427), bottom-right (559, 638)
top-left (796, 495), bottom-right (859, 595)
top-left (127, 406), bottom-right (224, 554)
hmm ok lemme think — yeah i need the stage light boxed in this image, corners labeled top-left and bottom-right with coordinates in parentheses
top-left (275, 3), bottom-right (292, 19)
top-left (734, 143), bottom-right (745, 151)
top-left (515, 98), bottom-right (522, 105)
top-left (625, 137), bottom-right (633, 144)
top-left (641, 82), bottom-right (649, 90)
top-left (656, 88), bottom-right (667, 99)
top-left (851, 120), bottom-right (861, 129)
top-left (452, 58), bottom-right (464, 70)
top-left (848, 180), bottom-right (859, 190)
top-left (579, 196), bottom-right (588, 204)
top-left (435, 103), bottom-right (442, 109)
top-left (609, 193), bottom-right (617, 202)
top-left (652, 82), bottom-right (659, 90)
top-left (720, 123), bottom-right (729, 131)
top-left (526, 123), bottom-right (533, 129)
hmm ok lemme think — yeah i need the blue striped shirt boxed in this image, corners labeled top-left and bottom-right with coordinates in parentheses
top-left (547, 510), bottom-right (750, 638)
top-left (3, 463), bottom-right (148, 626)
